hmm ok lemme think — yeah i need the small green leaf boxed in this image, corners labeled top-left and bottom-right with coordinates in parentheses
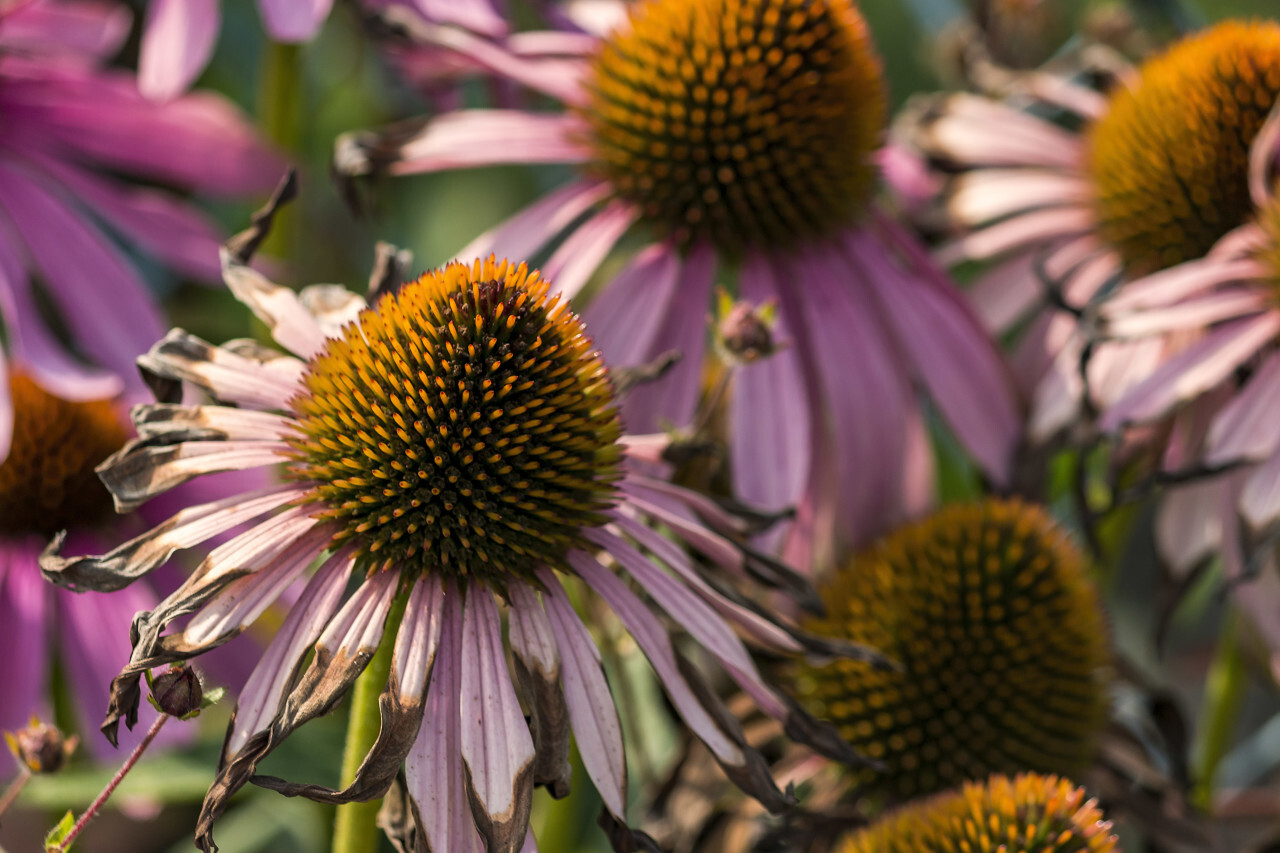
top-left (201, 686), bottom-right (227, 710)
top-left (44, 809), bottom-right (75, 852)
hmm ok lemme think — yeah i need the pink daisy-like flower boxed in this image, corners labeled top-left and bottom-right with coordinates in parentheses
top-left (900, 19), bottom-right (1280, 444)
top-left (1095, 104), bottom-right (1280, 652)
top-left (0, 0), bottom-right (284, 451)
top-left (138, 0), bottom-right (510, 101)
top-left (43, 189), bottom-right (875, 852)
top-left (338, 0), bottom-right (1020, 563)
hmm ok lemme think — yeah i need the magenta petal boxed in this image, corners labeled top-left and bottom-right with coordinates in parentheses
top-left (415, 0), bottom-right (509, 36)
top-left (1208, 350), bottom-right (1280, 465)
top-left (408, 585), bottom-right (486, 853)
top-left (620, 242), bottom-right (716, 434)
top-left (459, 589), bottom-right (535, 850)
top-left (731, 254), bottom-right (810, 520)
top-left (0, 359), bottom-right (10, 461)
top-left (541, 201), bottom-right (637, 301)
top-left (540, 576), bottom-right (627, 818)
top-left (0, 539), bottom-right (51, 735)
top-left (228, 551), bottom-right (354, 755)
top-left (138, 0), bottom-right (221, 101)
top-left (583, 242), bottom-right (681, 371)
top-left (1, 0), bottom-right (130, 58)
top-left (387, 111), bottom-right (591, 175)
top-left (458, 180), bottom-right (610, 264)
top-left (256, 0), bottom-right (331, 41)
top-left (561, 555), bottom-right (742, 764)
top-left (0, 165), bottom-right (163, 380)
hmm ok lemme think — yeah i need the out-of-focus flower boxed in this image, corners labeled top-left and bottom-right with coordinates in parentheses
top-left (838, 772), bottom-right (1120, 853)
top-left (1094, 104), bottom-right (1280, 660)
top-left (797, 499), bottom-right (1111, 802)
top-left (138, 0), bottom-right (511, 101)
top-left (5, 716), bottom-right (78, 775)
top-left (0, 0), bottom-right (285, 451)
top-left (338, 0), bottom-right (1021, 565)
top-left (900, 20), bottom-right (1280, 443)
top-left (42, 201), bottom-right (877, 851)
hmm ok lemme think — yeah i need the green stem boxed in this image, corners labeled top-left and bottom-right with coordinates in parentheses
top-left (332, 593), bottom-right (407, 853)
top-left (1192, 614), bottom-right (1246, 811)
top-left (257, 41), bottom-right (303, 263)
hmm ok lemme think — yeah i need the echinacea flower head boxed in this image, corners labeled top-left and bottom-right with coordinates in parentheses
top-left (901, 19), bottom-right (1280, 442)
top-left (43, 198), bottom-right (875, 852)
top-left (796, 499), bottom-right (1110, 802)
top-left (838, 772), bottom-right (1120, 853)
top-left (340, 0), bottom-right (1020, 561)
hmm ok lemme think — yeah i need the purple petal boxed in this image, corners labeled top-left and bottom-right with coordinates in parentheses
top-left (1102, 314), bottom-right (1280, 430)
top-left (0, 163), bottom-right (163, 379)
top-left (227, 551), bottom-right (354, 755)
top-left (0, 539), bottom-right (51, 735)
top-left (407, 585), bottom-right (486, 853)
top-left (561, 556), bottom-right (742, 764)
top-left (256, 0), bottom-right (331, 41)
top-left (1208, 350), bottom-right (1280, 466)
top-left (620, 242), bottom-right (716, 434)
top-left (457, 180), bottom-right (610, 264)
top-left (415, 0), bottom-right (509, 36)
top-left (459, 589), bottom-right (536, 852)
top-left (540, 576), bottom-right (627, 817)
top-left (393, 575), bottom-right (445, 703)
top-left (139, 0), bottom-right (220, 101)
top-left (1, 0), bottom-right (130, 57)
top-left (541, 201), bottom-right (638, 301)
top-left (583, 242), bottom-right (681, 370)
top-left (731, 254), bottom-right (810, 520)
top-left (377, 111), bottom-right (591, 176)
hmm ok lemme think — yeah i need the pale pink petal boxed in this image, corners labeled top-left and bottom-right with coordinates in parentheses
top-left (1241, 450), bottom-right (1280, 534)
top-left (394, 575), bottom-right (445, 702)
top-left (1, 0), bottom-right (130, 58)
top-left (508, 31), bottom-right (600, 57)
top-left (256, 0), bottom-right (331, 42)
top-left (1207, 351), bottom-right (1280, 465)
top-left (947, 169), bottom-right (1089, 225)
top-left (1156, 481), bottom-right (1226, 579)
top-left (416, 0), bottom-right (508, 36)
top-left (138, 0), bottom-right (220, 101)
top-left (1104, 290), bottom-right (1270, 339)
top-left (1087, 336), bottom-right (1168, 413)
top-left (182, 505), bottom-right (319, 593)
top-left (620, 492), bottom-right (747, 580)
top-left (540, 576), bottom-right (627, 817)
top-left (876, 143), bottom-right (942, 220)
top-left (731, 253), bottom-right (810, 520)
top-left (1103, 256), bottom-right (1265, 315)
top-left (900, 402), bottom-right (935, 518)
top-left (560, 556), bottom-right (742, 764)
top-left (619, 242), bottom-right (716, 434)
top-left (381, 111), bottom-right (591, 175)
top-left (97, 439), bottom-right (289, 511)
top-left (0, 164), bottom-right (163, 378)
top-left (965, 251), bottom-right (1045, 333)
top-left (923, 95), bottom-right (1086, 169)
top-left (220, 253), bottom-right (328, 359)
top-left (0, 540), bottom-right (51, 735)
top-left (407, 585), bottom-right (485, 853)
top-left (583, 242), bottom-right (681, 373)
top-left (459, 589), bottom-right (536, 850)
top-left (228, 551), bottom-right (354, 755)
top-left (457, 180), bottom-right (611, 264)
top-left (1102, 315), bottom-right (1280, 429)
top-left (1249, 102), bottom-right (1280, 208)
top-left (541, 202), bottom-right (638, 301)
top-left (937, 207), bottom-right (1094, 265)
top-left (137, 329), bottom-right (305, 411)
top-left (853, 220), bottom-right (1019, 484)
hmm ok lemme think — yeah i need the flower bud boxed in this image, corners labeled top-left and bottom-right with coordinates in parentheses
top-left (4, 716), bottom-right (77, 774)
top-left (713, 291), bottom-right (780, 365)
top-left (147, 664), bottom-right (204, 719)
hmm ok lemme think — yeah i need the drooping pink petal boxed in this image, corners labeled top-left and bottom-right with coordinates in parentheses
top-left (386, 111), bottom-right (592, 175)
top-left (1102, 255), bottom-right (1265, 316)
top-left (561, 556), bottom-right (742, 764)
top-left (1207, 350), bottom-right (1280, 466)
top-left (937, 207), bottom-right (1094, 265)
top-left (1156, 481), bottom-right (1227, 578)
top-left (539, 575), bottom-right (627, 817)
top-left (541, 201), bottom-right (638, 301)
top-left (1240, 449), bottom-right (1280, 534)
top-left (227, 550), bottom-right (354, 755)
top-left (730, 254), bottom-right (811, 524)
top-left (1104, 290), bottom-right (1270, 339)
top-left (256, 0), bottom-right (331, 42)
top-left (619, 242), bottom-right (716, 434)
top-left (0, 164), bottom-right (163, 379)
top-left (0, 539), bottom-right (51, 735)
top-left (583, 242), bottom-right (681, 372)
top-left (1, 0), bottom-right (130, 58)
top-left (457, 180), bottom-right (611, 264)
top-left (408, 585), bottom-right (486, 853)
top-left (138, 0), bottom-right (220, 101)
top-left (947, 169), bottom-right (1089, 225)
top-left (1102, 314), bottom-right (1280, 429)
top-left (459, 589), bottom-right (536, 852)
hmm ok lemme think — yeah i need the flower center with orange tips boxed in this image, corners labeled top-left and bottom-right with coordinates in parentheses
top-left (583, 0), bottom-right (886, 254)
top-left (0, 371), bottom-right (126, 537)
top-left (286, 258), bottom-right (623, 585)
top-left (1087, 20), bottom-right (1280, 276)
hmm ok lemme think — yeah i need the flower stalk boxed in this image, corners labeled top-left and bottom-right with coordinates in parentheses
top-left (1193, 614), bottom-right (1247, 810)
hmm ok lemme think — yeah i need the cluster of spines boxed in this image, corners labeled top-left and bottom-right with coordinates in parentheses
top-left (287, 257), bottom-right (622, 585)
top-left (1087, 20), bottom-right (1280, 275)
top-left (583, 0), bottom-right (885, 254)
top-left (839, 773), bottom-right (1120, 853)
top-left (796, 499), bottom-right (1111, 802)
top-left (0, 371), bottom-right (125, 536)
